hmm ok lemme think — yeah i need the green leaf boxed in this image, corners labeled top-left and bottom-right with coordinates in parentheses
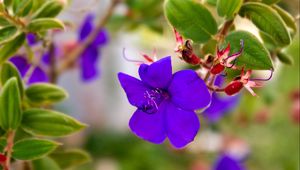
top-left (217, 0), bottom-right (243, 18)
top-left (259, 31), bottom-right (277, 50)
top-left (164, 0), bottom-right (217, 43)
top-left (32, 0), bottom-right (64, 19)
top-left (239, 2), bottom-right (291, 46)
top-left (32, 157), bottom-right (61, 170)
top-left (261, 0), bottom-right (280, 4)
top-left (0, 138), bottom-right (7, 152)
top-left (4, 0), bottom-right (13, 7)
top-left (25, 83), bottom-right (68, 105)
top-left (31, 0), bottom-right (47, 13)
top-left (27, 18), bottom-right (64, 32)
top-left (0, 16), bottom-right (11, 27)
top-left (272, 5), bottom-right (297, 34)
top-left (14, 0), bottom-right (33, 16)
top-left (12, 138), bottom-right (59, 160)
top-left (225, 31), bottom-right (273, 70)
top-left (21, 109), bottom-right (86, 137)
top-left (205, 0), bottom-right (217, 6)
top-left (0, 3), bottom-right (5, 12)
top-left (0, 62), bottom-right (24, 97)
top-left (0, 26), bottom-right (18, 44)
top-left (201, 39), bottom-right (217, 55)
top-left (0, 33), bottom-right (25, 64)
top-left (0, 78), bottom-right (22, 130)
top-left (277, 51), bottom-right (294, 65)
top-left (50, 149), bottom-right (91, 169)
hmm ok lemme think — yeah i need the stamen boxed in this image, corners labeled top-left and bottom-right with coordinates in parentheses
top-left (227, 59), bottom-right (237, 68)
top-left (250, 69), bottom-right (274, 82)
top-left (225, 39), bottom-right (244, 61)
top-left (122, 48), bottom-right (144, 64)
top-left (141, 89), bottom-right (166, 114)
top-left (173, 28), bottom-right (183, 45)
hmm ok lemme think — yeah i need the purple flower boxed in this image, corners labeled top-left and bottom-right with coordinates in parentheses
top-left (204, 76), bottom-right (240, 122)
top-left (78, 14), bottom-right (109, 81)
top-left (118, 56), bottom-right (211, 148)
top-left (10, 56), bottom-right (48, 84)
top-left (214, 155), bottom-right (246, 170)
top-left (26, 33), bottom-right (38, 46)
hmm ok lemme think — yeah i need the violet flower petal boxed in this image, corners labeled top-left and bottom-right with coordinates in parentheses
top-left (118, 72), bottom-right (151, 108)
top-left (26, 33), bottom-right (37, 46)
top-left (204, 93), bottom-right (240, 122)
top-left (80, 46), bottom-right (99, 81)
top-left (9, 56), bottom-right (29, 77)
top-left (168, 70), bottom-right (211, 111)
top-left (214, 155), bottom-right (246, 170)
top-left (166, 101), bottom-right (200, 148)
top-left (79, 14), bottom-right (94, 41)
top-left (204, 76), bottom-right (240, 122)
top-left (139, 56), bottom-right (172, 89)
top-left (28, 67), bottom-right (49, 84)
top-left (93, 29), bottom-right (109, 46)
top-left (129, 101), bottom-right (167, 144)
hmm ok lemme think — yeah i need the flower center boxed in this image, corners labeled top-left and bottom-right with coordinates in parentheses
top-left (141, 88), bottom-right (168, 114)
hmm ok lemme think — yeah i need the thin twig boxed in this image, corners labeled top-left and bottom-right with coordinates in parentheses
top-left (4, 131), bottom-right (16, 170)
top-left (57, 0), bottom-right (120, 74)
top-left (23, 41), bottom-right (49, 84)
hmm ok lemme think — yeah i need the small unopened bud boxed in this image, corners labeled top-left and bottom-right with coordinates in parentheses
top-left (225, 81), bottom-right (243, 96)
top-left (0, 153), bottom-right (7, 164)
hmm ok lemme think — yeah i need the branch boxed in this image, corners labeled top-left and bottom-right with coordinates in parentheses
top-left (4, 131), bottom-right (16, 170)
top-left (57, 0), bottom-right (120, 74)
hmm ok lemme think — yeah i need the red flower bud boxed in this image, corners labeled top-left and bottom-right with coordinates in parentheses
top-left (225, 81), bottom-right (243, 96)
top-left (182, 53), bottom-right (201, 65)
top-left (210, 63), bottom-right (225, 74)
top-left (0, 153), bottom-right (7, 164)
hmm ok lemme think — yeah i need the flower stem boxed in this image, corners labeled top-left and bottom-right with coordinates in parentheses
top-left (4, 130), bottom-right (16, 170)
top-left (216, 19), bottom-right (234, 42)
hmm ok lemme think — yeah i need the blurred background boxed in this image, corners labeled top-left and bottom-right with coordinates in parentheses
top-left (49, 0), bottom-right (299, 169)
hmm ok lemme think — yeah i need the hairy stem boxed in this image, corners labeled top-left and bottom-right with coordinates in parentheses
top-left (216, 19), bottom-right (234, 42)
top-left (4, 131), bottom-right (16, 170)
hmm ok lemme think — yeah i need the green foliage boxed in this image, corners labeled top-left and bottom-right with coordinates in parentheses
top-left (50, 149), bottom-right (91, 169)
top-left (0, 26), bottom-right (17, 44)
top-left (28, 18), bottom-right (64, 32)
top-left (14, 0), bottom-right (33, 17)
top-left (0, 78), bottom-right (22, 130)
top-left (32, 157), bottom-right (61, 170)
top-left (239, 2), bottom-right (291, 47)
top-left (12, 138), bottom-right (59, 160)
top-left (0, 62), bottom-right (24, 96)
top-left (272, 5), bottom-right (297, 35)
top-left (3, 0), bottom-right (13, 7)
top-left (164, 0), bottom-right (217, 43)
top-left (259, 31), bottom-right (277, 50)
top-left (25, 83), bottom-right (68, 105)
top-left (277, 51), bottom-right (294, 65)
top-left (0, 33), bottom-right (25, 64)
top-left (225, 31), bottom-right (273, 70)
top-left (31, 0), bottom-right (64, 19)
top-left (21, 109), bottom-right (86, 137)
top-left (0, 16), bottom-right (11, 27)
top-left (261, 0), bottom-right (280, 5)
top-left (217, 0), bottom-right (243, 19)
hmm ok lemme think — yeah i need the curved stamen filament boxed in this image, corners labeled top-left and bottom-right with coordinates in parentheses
top-left (250, 69), bottom-right (274, 81)
top-left (122, 48), bottom-right (144, 64)
top-left (225, 39), bottom-right (244, 61)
